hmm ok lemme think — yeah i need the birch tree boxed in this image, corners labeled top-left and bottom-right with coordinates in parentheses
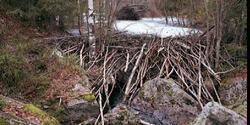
top-left (88, 0), bottom-right (96, 59)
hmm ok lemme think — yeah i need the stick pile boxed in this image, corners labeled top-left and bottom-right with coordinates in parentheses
top-left (45, 32), bottom-right (229, 109)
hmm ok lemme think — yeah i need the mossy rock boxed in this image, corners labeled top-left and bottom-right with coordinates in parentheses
top-left (219, 68), bottom-right (247, 117)
top-left (24, 104), bottom-right (60, 125)
top-left (53, 107), bottom-right (66, 118)
top-left (118, 108), bottom-right (129, 118)
top-left (41, 117), bottom-right (60, 125)
top-left (80, 93), bottom-right (96, 102)
top-left (230, 104), bottom-right (247, 118)
top-left (0, 116), bottom-right (27, 125)
top-left (138, 91), bottom-right (144, 98)
top-left (104, 105), bottom-right (141, 125)
top-left (24, 104), bottom-right (47, 116)
top-left (0, 117), bottom-right (10, 125)
top-left (165, 88), bottom-right (173, 97)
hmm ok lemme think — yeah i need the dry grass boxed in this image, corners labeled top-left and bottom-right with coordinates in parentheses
top-left (44, 67), bottom-right (81, 101)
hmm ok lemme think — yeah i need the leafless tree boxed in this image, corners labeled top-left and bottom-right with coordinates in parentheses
top-left (215, 0), bottom-right (224, 69)
top-left (77, 0), bottom-right (83, 35)
top-left (88, 0), bottom-right (96, 59)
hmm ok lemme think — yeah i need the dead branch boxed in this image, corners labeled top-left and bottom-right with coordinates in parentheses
top-left (124, 43), bottom-right (146, 102)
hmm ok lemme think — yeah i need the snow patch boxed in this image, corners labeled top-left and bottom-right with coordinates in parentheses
top-left (66, 29), bottom-right (81, 36)
top-left (113, 17), bottom-right (202, 38)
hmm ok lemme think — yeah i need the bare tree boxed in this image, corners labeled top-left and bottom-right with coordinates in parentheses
top-left (88, 0), bottom-right (96, 59)
top-left (78, 0), bottom-right (84, 35)
top-left (215, 0), bottom-right (223, 69)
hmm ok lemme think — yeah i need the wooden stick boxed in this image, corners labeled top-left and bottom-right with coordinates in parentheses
top-left (124, 43), bottom-right (146, 102)
top-left (80, 43), bottom-right (85, 67)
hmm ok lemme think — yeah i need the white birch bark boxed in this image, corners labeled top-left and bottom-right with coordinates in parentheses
top-left (88, 0), bottom-right (96, 59)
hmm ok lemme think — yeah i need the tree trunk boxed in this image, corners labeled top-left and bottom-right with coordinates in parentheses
top-left (59, 15), bottom-right (64, 29)
top-left (88, 0), bottom-right (96, 59)
top-left (203, 0), bottom-right (210, 57)
top-left (78, 0), bottom-right (84, 35)
top-left (215, 0), bottom-right (223, 69)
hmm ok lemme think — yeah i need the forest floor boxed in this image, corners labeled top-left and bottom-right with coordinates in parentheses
top-left (0, 12), bottom-right (91, 124)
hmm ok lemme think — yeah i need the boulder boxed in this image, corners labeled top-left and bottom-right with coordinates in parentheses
top-left (193, 102), bottom-right (247, 125)
top-left (116, 6), bottom-right (140, 20)
top-left (103, 104), bottom-right (141, 125)
top-left (131, 78), bottom-right (200, 125)
top-left (0, 95), bottom-right (59, 125)
top-left (59, 83), bottom-right (100, 124)
top-left (219, 68), bottom-right (247, 117)
top-left (62, 96), bottom-right (99, 124)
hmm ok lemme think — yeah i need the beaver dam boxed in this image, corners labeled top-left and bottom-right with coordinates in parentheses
top-left (0, 0), bottom-right (246, 124)
top-left (46, 27), bottom-right (229, 114)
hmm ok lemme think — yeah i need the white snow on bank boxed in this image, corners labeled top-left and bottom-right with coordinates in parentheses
top-left (66, 29), bottom-right (81, 36)
top-left (66, 29), bottom-right (88, 36)
top-left (141, 17), bottom-right (189, 26)
top-left (113, 17), bottom-right (202, 38)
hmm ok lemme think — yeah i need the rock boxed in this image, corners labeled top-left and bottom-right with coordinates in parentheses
top-left (65, 83), bottom-right (99, 123)
top-left (80, 104), bottom-right (142, 125)
top-left (43, 72), bottom-right (99, 124)
top-left (131, 78), bottom-right (199, 125)
top-left (193, 102), bottom-right (247, 125)
top-left (60, 93), bottom-right (99, 124)
top-left (72, 83), bottom-right (89, 92)
top-left (0, 112), bottom-right (30, 125)
top-left (116, 6), bottom-right (140, 20)
top-left (0, 95), bottom-right (59, 125)
top-left (219, 68), bottom-right (247, 117)
top-left (103, 104), bottom-right (141, 125)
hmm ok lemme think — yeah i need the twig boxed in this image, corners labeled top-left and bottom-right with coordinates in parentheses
top-left (124, 50), bottom-right (130, 72)
top-left (124, 43), bottom-right (146, 102)
top-left (80, 43), bottom-right (85, 67)
top-left (139, 119), bottom-right (155, 125)
top-left (95, 92), bottom-right (105, 125)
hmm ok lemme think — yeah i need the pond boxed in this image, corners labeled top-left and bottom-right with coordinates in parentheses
top-left (113, 17), bottom-right (202, 38)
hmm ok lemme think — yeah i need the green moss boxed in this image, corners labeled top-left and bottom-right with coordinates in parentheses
top-left (24, 104), bottom-right (60, 125)
top-left (24, 104), bottom-right (47, 117)
top-left (0, 117), bottom-right (10, 125)
top-left (237, 58), bottom-right (247, 67)
top-left (53, 107), bottom-right (67, 120)
top-left (81, 93), bottom-right (96, 102)
top-left (41, 117), bottom-right (60, 125)
top-left (166, 89), bottom-right (173, 97)
top-left (138, 91), bottom-right (144, 98)
top-left (232, 105), bottom-right (247, 117)
top-left (0, 99), bottom-right (6, 110)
